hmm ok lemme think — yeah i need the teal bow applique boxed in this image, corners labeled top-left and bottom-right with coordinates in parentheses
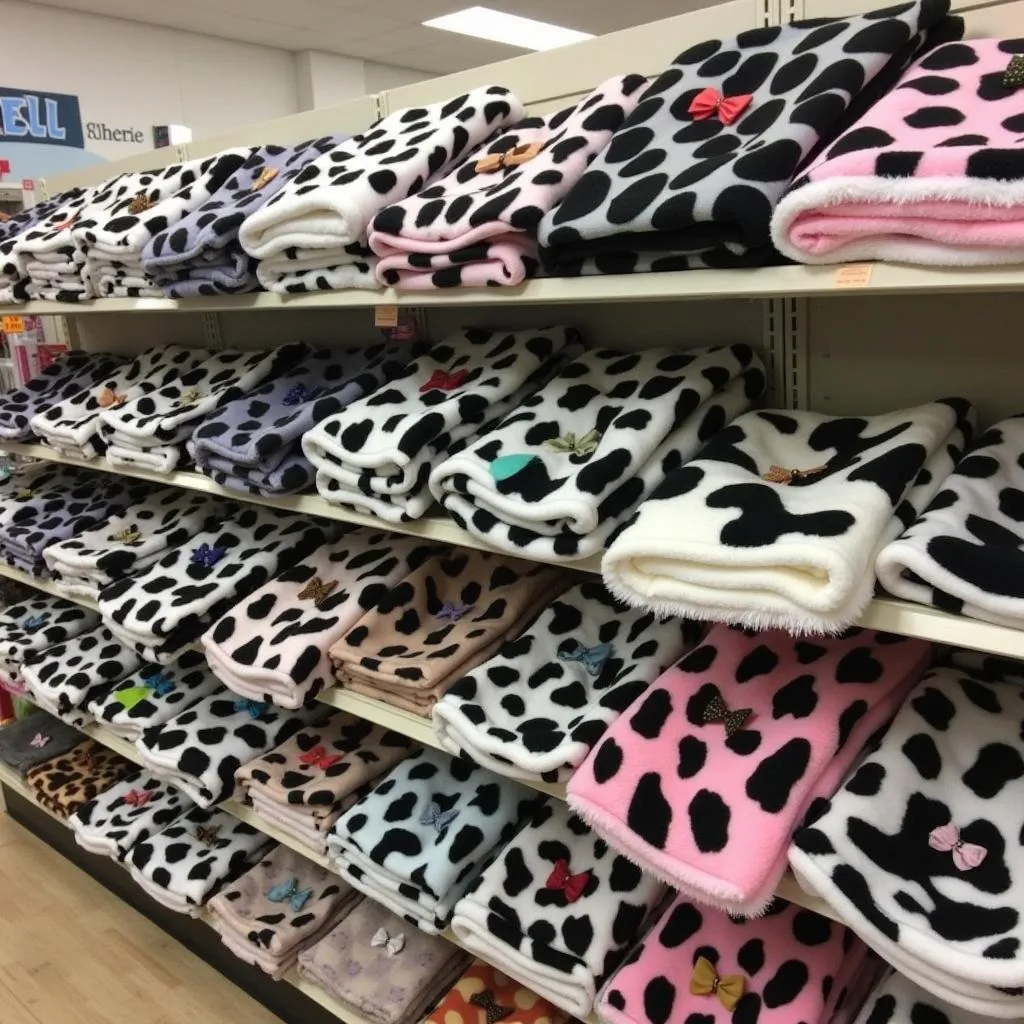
top-left (266, 877), bottom-right (313, 912)
top-left (234, 698), bottom-right (268, 719)
top-left (22, 614), bottom-right (48, 632)
top-left (558, 641), bottom-right (613, 676)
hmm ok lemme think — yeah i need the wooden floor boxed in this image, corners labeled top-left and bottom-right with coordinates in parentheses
top-left (0, 811), bottom-right (282, 1024)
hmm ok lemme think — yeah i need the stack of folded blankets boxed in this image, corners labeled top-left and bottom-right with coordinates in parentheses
top-left (141, 135), bottom-right (347, 297)
top-left (70, 769), bottom-right (194, 861)
top-left (190, 340), bottom-right (415, 496)
top-left (422, 960), bottom-right (569, 1024)
top-left (329, 548), bottom-right (567, 715)
top-left (566, 623), bottom-right (930, 916)
top-left (790, 661), bottom-right (1024, 1018)
top-left (97, 344), bottom-right (305, 472)
top-left (303, 326), bottom-right (582, 521)
top-left (849, 971), bottom-right (986, 1024)
top-left (98, 504), bottom-right (331, 662)
top-left (297, 898), bottom-right (471, 1024)
top-left (234, 714), bottom-right (414, 854)
top-left (203, 528), bottom-right (443, 708)
top-left (238, 87), bottom-right (524, 293)
top-left (328, 746), bottom-right (540, 933)
top-left (603, 398), bottom-right (976, 633)
top-left (207, 845), bottom-right (361, 978)
top-left (129, 805), bottom-right (272, 915)
top-left (450, 799), bottom-right (666, 1016)
top-left (0, 709), bottom-right (86, 776)
top-left (368, 75), bottom-right (647, 289)
top-left (431, 342), bottom-right (766, 560)
top-left (26, 738), bottom-right (136, 819)
top-left (433, 579), bottom-right (699, 783)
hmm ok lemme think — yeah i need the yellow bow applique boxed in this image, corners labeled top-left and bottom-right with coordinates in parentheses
top-left (544, 429), bottom-right (601, 457)
top-left (250, 166), bottom-right (279, 191)
top-left (177, 388), bottom-right (203, 405)
top-left (690, 956), bottom-right (745, 1011)
top-left (109, 526), bottom-right (141, 545)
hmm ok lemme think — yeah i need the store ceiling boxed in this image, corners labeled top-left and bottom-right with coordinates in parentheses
top-left (22, 0), bottom-right (720, 73)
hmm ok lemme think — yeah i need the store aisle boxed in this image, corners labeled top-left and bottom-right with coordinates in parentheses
top-left (0, 812), bottom-right (282, 1024)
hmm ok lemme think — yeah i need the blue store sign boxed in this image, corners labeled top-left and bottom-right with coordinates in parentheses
top-left (0, 86), bottom-right (84, 148)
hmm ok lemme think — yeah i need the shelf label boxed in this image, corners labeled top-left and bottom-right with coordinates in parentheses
top-left (1, 315), bottom-right (25, 333)
top-left (833, 264), bottom-right (874, 288)
top-left (374, 305), bottom-right (399, 328)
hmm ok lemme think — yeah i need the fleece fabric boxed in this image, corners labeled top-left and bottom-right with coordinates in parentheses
top-left (0, 709), bottom-right (87, 776)
top-left (450, 800), bottom-right (667, 1017)
top-left (303, 326), bottom-right (581, 522)
top-left (772, 38), bottom-right (1024, 267)
top-left (567, 623), bottom-right (930, 916)
top-left (423, 959), bottom-right (570, 1024)
top-left (328, 746), bottom-right (540, 934)
top-left (431, 343), bottom-right (766, 560)
top-left (329, 549), bottom-right (567, 716)
top-left (238, 87), bottom-right (524, 293)
top-left (369, 76), bottom-right (648, 289)
top-left (790, 666), bottom-right (1024, 1016)
top-left (26, 739), bottom-right (137, 819)
top-left (850, 970), bottom-right (997, 1024)
top-left (602, 398), bottom-right (975, 634)
top-left (433, 580), bottom-right (700, 784)
top-left (0, 595), bottom-right (101, 690)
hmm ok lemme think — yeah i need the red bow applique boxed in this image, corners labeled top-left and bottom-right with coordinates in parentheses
top-left (299, 745), bottom-right (342, 770)
top-left (419, 369), bottom-right (468, 394)
top-left (545, 858), bottom-right (590, 903)
top-left (124, 788), bottom-right (153, 808)
top-left (688, 87), bottom-right (752, 125)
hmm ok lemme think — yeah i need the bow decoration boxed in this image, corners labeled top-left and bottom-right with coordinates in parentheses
top-left (14, 488), bottom-right (33, 501)
top-left (690, 956), bottom-right (745, 1010)
top-left (298, 576), bottom-right (338, 607)
top-left (436, 601), bottom-right (474, 623)
top-left (557, 640), bottom-right (613, 676)
top-left (195, 825), bottom-right (222, 846)
top-left (928, 822), bottom-right (987, 871)
top-left (475, 140), bottom-right (544, 174)
top-left (234, 698), bottom-right (268, 720)
top-left (29, 732), bottom-right (50, 749)
top-left (545, 858), bottom-right (590, 903)
top-left (128, 192), bottom-right (153, 215)
top-left (283, 383), bottom-right (321, 405)
top-left (299, 745), bottom-right (343, 770)
top-left (688, 87), bottom-right (753, 125)
top-left (109, 525), bottom-right (142, 545)
top-left (190, 543), bottom-right (226, 568)
top-left (470, 991), bottom-right (514, 1024)
top-left (702, 691), bottom-right (753, 738)
top-left (55, 214), bottom-right (78, 232)
top-left (762, 464), bottom-right (828, 484)
top-left (419, 369), bottom-right (468, 393)
top-left (124, 788), bottom-right (154, 808)
top-left (22, 614), bottom-right (49, 632)
top-left (1004, 54), bottom-right (1024, 89)
top-left (370, 927), bottom-right (406, 956)
top-left (176, 388), bottom-right (204, 406)
top-left (250, 166), bottom-right (279, 191)
top-left (267, 877), bottom-right (314, 912)
top-left (98, 387), bottom-right (128, 408)
top-left (544, 429), bottom-right (602, 457)
top-left (115, 670), bottom-right (176, 710)
top-left (419, 802), bottom-right (459, 833)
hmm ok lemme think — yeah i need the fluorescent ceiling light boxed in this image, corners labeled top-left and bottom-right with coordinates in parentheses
top-left (422, 7), bottom-right (594, 51)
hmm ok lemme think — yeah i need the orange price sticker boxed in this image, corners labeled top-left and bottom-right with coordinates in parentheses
top-left (374, 305), bottom-right (399, 328)
top-left (1, 315), bottom-right (25, 333)
top-left (833, 264), bottom-right (874, 288)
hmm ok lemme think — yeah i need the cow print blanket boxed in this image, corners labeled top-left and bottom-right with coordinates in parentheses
top-left (0, 709), bottom-right (87, 776)
top-left (567, 623), bottom-right (929, 916)
top-left (433, 579), bottom-right (698, 784)
top-left (851, 969), bottom-right (991, 1024)
top-left (238, 88), bottom-right (524, 293)
top-left (0, 594), bottom-right (100, 689)
top-left (772, 38), bottom-right (1024, 267)
top-left (537, 1), bottom-right (959, 276)
top-left (450, 799), bottom-right (666, 1016)
top-left (790, 666), bottom-right (1024, 1017)
top-left (602, 398), bottom-right (975, 634)
top-left (431, 342), bottom-right (765, 560)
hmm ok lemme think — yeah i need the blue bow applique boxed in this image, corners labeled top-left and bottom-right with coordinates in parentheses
top-left (419, 802), bottom-right (459, 833)
top-left (190, 543), bottom-right (227, 568)
top-left (234, 698), bottom-right (268, 719)
top-left (142, 668), bottom-right (175, 697)
top-left (283, 384), bottom-right (321, 406)
top-left (22, 614), bottom-right (49, 632)
top-left (266, 877), bottom-right (313, 912)
top-left (558, 641), bottom-right (613, 676)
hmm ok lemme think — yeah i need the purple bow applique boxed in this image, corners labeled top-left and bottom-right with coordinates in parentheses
top-left (190, 543), bottom-right (226, 568)
top-left (436, 601), bottom-right (473, 623)
top-left (283, 383), bottom-right (321, 406)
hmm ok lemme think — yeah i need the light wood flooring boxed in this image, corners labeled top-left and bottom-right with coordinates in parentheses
top-left (0, 811), bottom-right (283, 1024)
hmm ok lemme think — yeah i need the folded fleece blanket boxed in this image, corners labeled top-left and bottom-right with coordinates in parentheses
top-left (98, 504), bottom-right (331, 663)
top-left (433, 580), bottom-right (700, 784)
top-left (330, 548), bottom-right (567, 716)
top-left (423, 959), bottom-right (570, 1024)
top-left (876, 415), bottom-right (1024, 629)
top-left (599, 895), bottom-right (869, 1024)
top-left (89, 651), bottom-right (223, 741)
top-left (369, 76), bottom-right (647, 289)
top-left (790, 665), bottom-right (1024, 1016)
top-left (851, 970), bottom-right (995, 1024)
top-left (303, 326), bottom-right (580, 522)
top-left (238, 87), bottom-right (524, 293)
top-left (602, 398), bottom-right (975, 633)
top-left (208, 845), bottom-right (360, 977)
top-left (329, 746), bottom-right (540, 934)
top-left (203, 528), bottom-right (443, 708)
top-left (772, 38), bottom-right (1024, 266)
top-left (567, 623), bottom-right (929, 916)
top-left (44, 487), bottom-right (225, 599)
top-left (0, 709), bottom-right (87, 776)
top-left (99, 344), bottom-right (306, 472)
top-left (26, 739), bottom-right (137, 819)
top-left (537, 1), bottom-right (959, 275)
top-left (297, 898), bottom-right (470, 1024)
top-left (191, 340), bottom-right (415, 497)
top-left (128, 805), bottom-right (272, 915)
top-left (142, 136), bottom-right (346, 297)
top-left (450, 800), bottom-right (666, 1016)
top-left (70, 770), bottom-right (194, 860)
top-left (431, 342), bottom-right (766, 560)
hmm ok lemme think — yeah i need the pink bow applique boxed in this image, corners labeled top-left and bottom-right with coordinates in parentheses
top-left (124, 788), bottom-right (153, 808)
top-left (928, 822), bottom-right (987, 871)
top-left (419, 369), bottom-right (468, 393)
top-left (688, 87), bottom-right (752, 125)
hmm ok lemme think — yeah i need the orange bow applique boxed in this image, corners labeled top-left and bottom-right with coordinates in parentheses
top-left (299, 745), bottom-right (343, 770)
top-left (475, 141), bottom-right (544, 174)
top-left (690, 956), bottom-right (745, 1011)
top-left (98, 387), bottom-right (128, 408)
top-left (688, 87), bottom-right (753, 126)
top-left (420, 369), bottom-right (469, 393)
top-left (250, 166), bottom-right (279, 191)
top-left (54, 214), bottom-right (78, 232)
top-left (545, 858), bottom-right (590, 903)
top-left (762, 464), bottom-right (828, 484)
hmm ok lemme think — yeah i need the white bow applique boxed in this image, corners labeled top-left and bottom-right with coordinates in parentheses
top-left (370, 927), bottom-right (405, 956)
